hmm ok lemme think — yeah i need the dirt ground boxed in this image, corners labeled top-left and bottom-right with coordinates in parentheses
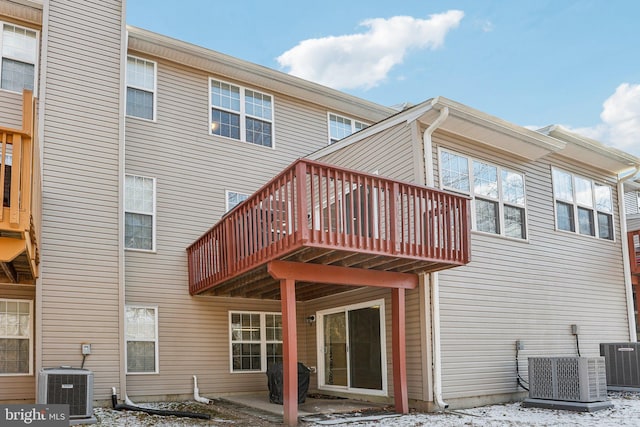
top-left (92, 398), bottom-right (290, 426)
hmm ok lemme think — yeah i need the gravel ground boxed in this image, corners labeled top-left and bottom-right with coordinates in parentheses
top-left (88, 392), bottom-right (640, 426)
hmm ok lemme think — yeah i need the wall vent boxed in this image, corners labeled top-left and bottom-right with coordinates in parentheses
top-left (38, 367), bottom-right (94, 419)
top-left (528, 357), bottom-right (608, 402)
top-left (600, 342), bottom-right (640, 390)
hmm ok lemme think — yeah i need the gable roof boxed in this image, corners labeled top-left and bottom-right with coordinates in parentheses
top-left (309, 96), bottom-right (640, 176)
top-left (126, 26), bottom-right (396, 123)
top-left (537, 125), bottom-right (640, 175)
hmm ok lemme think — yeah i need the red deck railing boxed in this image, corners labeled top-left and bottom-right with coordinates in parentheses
top-left (630, 230), bottom-right (640, 275)
top-left (187, 159), bottom-right (471, 295)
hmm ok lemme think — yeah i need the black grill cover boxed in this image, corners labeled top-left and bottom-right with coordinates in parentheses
top-left (266, 362), bottom-right (311, 404)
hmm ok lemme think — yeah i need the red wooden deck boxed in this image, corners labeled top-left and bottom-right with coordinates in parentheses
top-left (187, 159), bottom-right (471, 299)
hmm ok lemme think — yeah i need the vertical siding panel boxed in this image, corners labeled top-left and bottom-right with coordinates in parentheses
top-left (40, 0), bottom-right (124, 401)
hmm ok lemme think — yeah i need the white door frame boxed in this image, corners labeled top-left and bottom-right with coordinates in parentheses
top-left (316, 298), bottom-right (388, 397)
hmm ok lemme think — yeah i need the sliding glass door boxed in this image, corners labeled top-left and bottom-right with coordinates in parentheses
top-left (318, 299), bottom-right (386, 396)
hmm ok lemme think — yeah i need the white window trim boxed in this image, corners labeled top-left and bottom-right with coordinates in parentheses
top-left (126, 55), bottom-right (157, 121)
top-left (327, 112), bottom-right (368, 145)
top-left (209, 78), bottom-right (275, 149)
top-left (0, 21), bottom-right (40, 95)
top-left (551, 167), bottom-right (615, 241)
top-left (124, 174), bottom-right (157, 252)
top-left (0, 299), bottom-right (33, 376)
top-left (438, 147), bottom-right (529, 241)
top-left (125, 305), bottom-right (159, 375)
top-left (225, 189), bottom-right (250, 213)
top-left (228, 311), bottom-right (282, 374)
top-left (316, 299), bottom-right (388, 397)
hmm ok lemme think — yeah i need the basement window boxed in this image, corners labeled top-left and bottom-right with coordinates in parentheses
top-left (0, 299), bottom-right (32, 375)
top-left (125, 305), bottom-right (158, 374)
top-left (229, 311), bottom-right (282, 373)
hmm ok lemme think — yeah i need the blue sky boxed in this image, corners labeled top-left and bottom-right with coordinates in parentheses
top-left (126, 0), bottom-right (640, 158)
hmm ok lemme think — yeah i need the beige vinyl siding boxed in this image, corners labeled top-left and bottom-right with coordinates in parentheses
top-left (625, 191), bottom-right (639, 216)
top-left (122, 54), bottom-right (384, 398)
top-left (432, 133), bottom-right (629, 402)
top-left (0, 91), bottom-right (25, 129)
top-left (315, 122), bottom-right (630, 406)
top-left (39, 0), bottom-right (124, 401)
top-left (0, 285), bottom-right (35, 402)
top-left (629, 217), bottom-right (640, 232)
top-left (317, 122), bottom-right (418, 183)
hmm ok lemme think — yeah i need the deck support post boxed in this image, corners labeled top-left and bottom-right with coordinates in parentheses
top-left (280, 277), bottom-right (298, 426)
top-left (392, 287), bottom-right (409, 414)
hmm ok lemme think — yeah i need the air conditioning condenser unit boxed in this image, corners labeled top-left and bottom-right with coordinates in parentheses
top-left (522, 356), bottom-right (612, 412)
top-left (38, 367), bottom-right (96, 424)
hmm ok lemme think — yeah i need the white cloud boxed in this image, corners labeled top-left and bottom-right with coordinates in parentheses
top-left (480, 20), bottom-right (494, 33)
top-left (562, 83), bottom-right (640, 158)
top-left (276, 10), bottom-right (464, 90)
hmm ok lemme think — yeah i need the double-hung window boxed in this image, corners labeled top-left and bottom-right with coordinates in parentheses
top-left (0, 299), bottom-right (32, 375)
top-left (229, 311), bottom-right (282, 372)
top-left (126, 56), bottom-right (156, 120)
top-left (440, 149), bottom-right (527, 239)
top-left (552, 168), bottom-right (614, 240)
top-left (125, 306), bottom-right (158, 374)
top-left (328, 113), bottom-right (368, 144)
top-left (226, 190), bottom-right (249, 212)
top-left (210, 79), bottom-right (273, 148)
top-left (1, 22), bottom-right (37, 93)
top-left (125, 175), bottom-right (156, 251)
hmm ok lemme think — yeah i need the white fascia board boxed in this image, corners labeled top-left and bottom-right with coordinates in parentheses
top-left (126, 26), bottom-right (395, 122)
top-left (306, 100), bottom-right (436, 160)
top-left (540, 125), bottom-right (640, 175)
top-left (431, 97), bottom-right (567, 155)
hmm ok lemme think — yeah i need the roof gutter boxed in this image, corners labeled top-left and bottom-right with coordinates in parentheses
top-left (422, 105), bottom-right (450, 410)
top-left (618, 165), bottom-right (640, 342)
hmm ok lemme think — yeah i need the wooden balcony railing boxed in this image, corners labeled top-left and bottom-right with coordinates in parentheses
top-left (0, 90), bottom-right (40, 283)
top-left (630, 229), bottom-right (640, 276)
top-left (188, 159), bottom-right (470, 296)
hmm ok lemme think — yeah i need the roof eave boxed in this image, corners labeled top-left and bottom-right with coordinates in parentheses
top-left (126, 26), bottom-right (396, 122)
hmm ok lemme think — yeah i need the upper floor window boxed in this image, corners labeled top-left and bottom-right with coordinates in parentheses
top-left (126, 56), bottom-right (156, 120)
top-left (440, 149), bottom-right (527, 239)
top-left (210, 79), bottom-right (273, 148)
top-left (0, 299), bottom-right (32, 375)
top-left (0, 23), bottom-right (37, 93)
top-left (125, 305), bottom-right (158, 374)
top-left (226, 190), bottom-right (249, 212)
top-left (552, 168), bottom-right (614, 240)
top-left (125, 175), bottom-right (156, 251)
top-left (328, 113), bottom-right (367, 144)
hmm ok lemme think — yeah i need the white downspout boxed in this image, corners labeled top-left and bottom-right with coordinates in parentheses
top-left (618, 166), bottom-right (640, 342)
top-left (423, 106), bottom-right (449, 410)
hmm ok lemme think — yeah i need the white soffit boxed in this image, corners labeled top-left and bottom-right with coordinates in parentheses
top-left (423, 97), bottom-right (566, 161)
top-left (539, 125), bottom-right (640, 175)
top-left (126, 26), bottom-right (395, 123)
